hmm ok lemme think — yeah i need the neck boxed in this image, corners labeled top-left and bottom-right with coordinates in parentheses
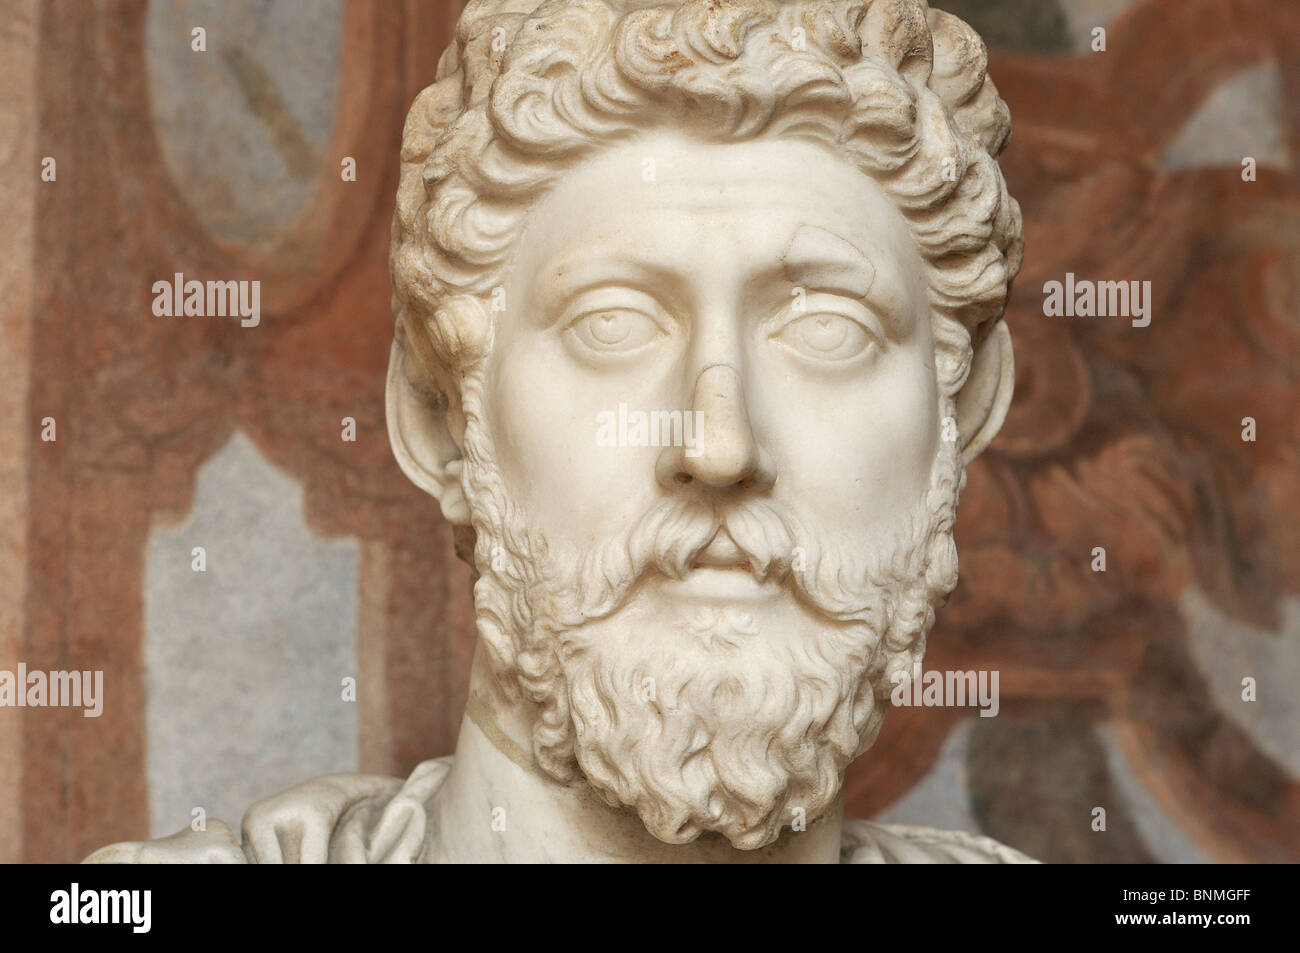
top-left (427, 644), bottom-right (844, 863)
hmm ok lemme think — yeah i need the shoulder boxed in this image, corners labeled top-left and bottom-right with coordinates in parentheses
top-left (82, 820), bottom-right (248, 864)
top-left (840, 819), bottom-right (1039, 864)
top-left (83, 759), bottom-right (453, 864)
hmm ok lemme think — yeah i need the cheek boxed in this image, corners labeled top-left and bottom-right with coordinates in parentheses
top-left (486, 338), bottom-right (582, 507)
top-left (484, 333), bottom-right (667, 546)
top-left (756, 344), bottom-right (939, 534)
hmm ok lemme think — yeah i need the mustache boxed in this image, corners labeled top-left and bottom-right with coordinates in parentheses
top-left (550, 496), bottom-right (883, 626)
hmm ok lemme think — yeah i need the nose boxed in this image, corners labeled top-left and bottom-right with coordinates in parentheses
top-left (656, 363), bottom-right (775, 492)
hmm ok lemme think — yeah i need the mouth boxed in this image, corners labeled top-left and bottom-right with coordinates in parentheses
top-left (656, 528), bottom-right (782, 602)
top-left (665, 566), bottom-right (779, 600)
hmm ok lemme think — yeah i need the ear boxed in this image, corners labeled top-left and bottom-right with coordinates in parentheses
top-left (385, 339), bottom-right (471, 525)
top-left (954, 320), bottom-right (1015, 466)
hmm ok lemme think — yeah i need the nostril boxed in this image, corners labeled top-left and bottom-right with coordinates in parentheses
top-left (674, 473), bottom-right (693, 486)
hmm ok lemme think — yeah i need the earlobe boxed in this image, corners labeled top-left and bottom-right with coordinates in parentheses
top-left (385, 339), bottom-right (471, 525)
top-left (955, 320), bottom-right (1015, 466)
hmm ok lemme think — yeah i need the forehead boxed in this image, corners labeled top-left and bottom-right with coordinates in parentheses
top-left (510, 131), bottom-right (922, 294)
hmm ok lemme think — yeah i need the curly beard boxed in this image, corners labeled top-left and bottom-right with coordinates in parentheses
top-left (456, 373), bottom-right (963, 849)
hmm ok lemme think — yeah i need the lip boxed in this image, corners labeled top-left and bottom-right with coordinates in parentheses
top-left (642, 526), bottom-right (783, 602)
top-left (656, 566), bottom-right (781, 602)
top-left (694, 526), bottom-right (746, 568)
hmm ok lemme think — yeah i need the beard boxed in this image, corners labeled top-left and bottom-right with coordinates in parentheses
top-left (455, 373), bottom-right (963, 849)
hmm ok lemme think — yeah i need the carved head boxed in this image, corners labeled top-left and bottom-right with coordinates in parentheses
top-left (387, 0), bottom-right (1021, 849)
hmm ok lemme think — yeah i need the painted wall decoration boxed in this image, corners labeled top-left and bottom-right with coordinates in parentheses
top-left (1, 0), bottom-right (1296, 863)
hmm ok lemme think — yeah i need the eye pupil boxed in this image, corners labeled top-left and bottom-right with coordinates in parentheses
top-left (591, 312), bottom-right (631, 344)
top-left (805, 315), bottom-right (848, 351)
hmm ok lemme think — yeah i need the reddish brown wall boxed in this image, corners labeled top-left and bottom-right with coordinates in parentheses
top-left (3, 0), bottom-right (1298, 863)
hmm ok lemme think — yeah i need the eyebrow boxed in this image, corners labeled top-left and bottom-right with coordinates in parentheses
top-left (533, 253), bottom-right (686, 324)
top-left (534, 226), bottom-right (916, 334)
top-left (781, 225), bottom-right (877, 299)
top-left (781, 225), bottom-right (914, 336)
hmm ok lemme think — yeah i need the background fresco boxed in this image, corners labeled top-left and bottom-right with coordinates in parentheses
top-left (1, 0), bottom-right (1296, 863)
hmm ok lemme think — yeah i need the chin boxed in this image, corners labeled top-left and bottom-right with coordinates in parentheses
top-left (550, 600), bottom-right (891, 849)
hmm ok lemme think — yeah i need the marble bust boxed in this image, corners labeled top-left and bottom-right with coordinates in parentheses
top-left (87, 0), bottom-right (1029, 864)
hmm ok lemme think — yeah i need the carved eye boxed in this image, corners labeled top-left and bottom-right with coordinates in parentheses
top-left (564, 297), bottom-right (668, 358)
top-left (772, 313), bottom-right (876, 364)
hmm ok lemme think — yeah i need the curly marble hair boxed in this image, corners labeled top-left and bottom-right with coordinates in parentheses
top-left (391, 0), bottom-right (1022, 399)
